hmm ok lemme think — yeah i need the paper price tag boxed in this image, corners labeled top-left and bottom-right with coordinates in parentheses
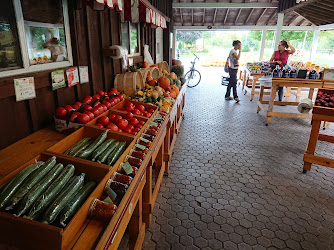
top-left (150, 121), bottom-right (158, 127)
top-left (139, 137), bottom-right (149, 143)
top-left (122, 162), bottom-right (133, 175)
top-left (135, 144), bottom-right (146, 150)
top-left (103, 197), bottom-right (113, 204)
top-left (105, 187), bottom-right (117, 201)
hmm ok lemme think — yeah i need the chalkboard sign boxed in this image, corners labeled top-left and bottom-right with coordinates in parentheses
top-left (322, 69), bottom-right (334, 82)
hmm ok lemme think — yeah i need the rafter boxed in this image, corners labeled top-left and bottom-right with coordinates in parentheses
top-left (180, 8), bottom-right (183, 25)
top-left (192, 9), bottom-right (193, 26)
top-left (213, 8), bottom-right (217, 25)
top-left (224, 9), bottom-right (229, 24)
top-left (173, 2), bottom-right (278, 9)
top-left (255, 8), bottom-right (267, 25)
top-left (245, 8), bottom-right (254, 25)
top-left (288, 13), bottom-right (300, 26)
top-left (203, 9), bottom-right (205, 25)
top-left (265, 10), bottom-right (277, 25)
top-left (234, 9), bottom-right (242, 25)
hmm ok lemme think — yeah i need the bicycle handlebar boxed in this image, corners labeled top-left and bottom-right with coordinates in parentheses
top-left (193, 53), bottom-right (199, 60)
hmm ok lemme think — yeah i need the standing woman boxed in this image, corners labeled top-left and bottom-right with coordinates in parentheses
top-left (269, 40), bottom-right (296, 101)
top-left (225, 40), bottom-right (241, 103)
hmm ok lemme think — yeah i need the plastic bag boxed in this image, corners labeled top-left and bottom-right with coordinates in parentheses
top-left (144, 45), bottom-right (154, 65)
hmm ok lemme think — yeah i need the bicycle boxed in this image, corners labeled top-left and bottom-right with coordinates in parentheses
top-left (185, 54), bottom-right (202, 88)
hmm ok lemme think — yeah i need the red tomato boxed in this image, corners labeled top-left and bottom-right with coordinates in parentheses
top-left (93, 101), bottom-right (101, 108)
top-left (133, 109), bottom-right (141, 115)
top-left (125, 112), bottom-right (134, 119)
top-left (64, 105), bottom-right (74, 114)
top-left (91, 108), bottom-right (100, 117)
top-left (103, 100), bottom-right (112, 109)
top-left (130, 118), bottom-right (139, 126)
top-left (114, 97), bottom-right (120, 104)
top-left (108, 114), bottom-right (116, 122)
top-left (131, 131), bottom-right (137, 135)
top-left (106, 124), bottom-right (118, 131)
top-left (118, 94), bottom-right (124, 101)
top-left (117, 119), bottom-right (129, 129)
top-left (55, 107), bottom-right (67, 118)
top-left (133, 127), bottom-right (140, 133)
top-left (82, 96), bottom-right (93, 104)
top-left (137, 105), bottom-right (145, 112)
top-left (100, 104), bottom-right (107, 112)
top-left (95, 124), bottom-right (104, 128)
top-left (148, 109), bottom-right (155, 114)
top-left (72, 102), bottom-right (81, 110)
top-left (126, 124), bottom-right (135, 130)
top-left (82, 104), bottom-right (93, 112)
top-left (145, 113), bottom-right (151, 118)
top-left (83, 111), bottom-right (94, 120)
top-left (118, 129), bottom-right (123, 132)
top-left (139, 120), bottom-right (145, 125)
top-left (96, 90), bottom-right (105, 97)
top-left (77, 114), bottom-right (90, 124)
top-left (108, 88), bottom-right (119, 96)
top-left (114, 115), bottom-right (123, 121)
top-left (69, 113), bottom-right (78, 123)
top-left (143, 111), bottom-right (148, 116)
top-left (93, 94), bottom-right (100, 100)
top-left (126, 106), bottom-right (135, 112)
top-left (136, 124), bottom-right (142, 129)
top-left (97, 116), bottom-right (109, 126)
top-left (109, 101), bottom-right (116, 107)
top-left (123, 128), bottom-right (132, 134)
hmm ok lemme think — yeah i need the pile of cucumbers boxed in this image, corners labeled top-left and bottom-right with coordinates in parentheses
top-left (0, 156), bottom-right (96, 227)
top-left (65, 130), bottom-right (127, 165)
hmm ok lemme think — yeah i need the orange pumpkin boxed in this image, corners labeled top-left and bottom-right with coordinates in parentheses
top-left (148, 79), bottom-right (157, 86)
top-left (170, 85), bottom-right (179, 96)
top-left (150, 64), bottom-right (158, 68)
top-left (169, 91), bottom-right (176, 99)
top-left (143, 61), bottom-right (148, 68)
top-left (146, 71), bottom-right (153, 81)
top-left (158, 77), bottom-right (170, 90)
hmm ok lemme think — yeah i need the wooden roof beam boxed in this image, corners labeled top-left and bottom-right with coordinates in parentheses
top-left (265, 10), bottom-right (277, 25)
top-left (180, 8), bottom-right (183, 25)
top-left (255, 8), bottom-right (267, 25)
top-left (213, 8), bottom-right (217, 25)
top-left (192, 9), bottom-right (193, 26)
top-left (173, 2), bottom-right (278, 9)
top-left (245, 8), bottom-right (254, 25)
top-left (224, 9), bottom-right (229, 24)
top-left (234, 9), bottom-right (242, 25)
top-left (203, 9), bottom-right (205, 25)
top-left (287, 13), bottom-right (300, 26)
top-left (281, 0), bottom-right (318, 13)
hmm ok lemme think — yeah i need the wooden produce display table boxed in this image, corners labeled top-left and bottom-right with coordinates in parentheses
top-left (257, 78), bottom-right (323, 125)
top-left (242, 67), bottom-right (264, 101)
top-left (303, 95), bottom-right (334, 173)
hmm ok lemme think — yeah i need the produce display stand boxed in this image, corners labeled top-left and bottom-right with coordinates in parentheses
top-left (303, 89), bottom-right (334, 173)
top-left (257, 78), bottom-right (323, 125)
top-left (242, 67), bottom-right (264, 101)
top-left (0, 86), bottom-right (187, 249)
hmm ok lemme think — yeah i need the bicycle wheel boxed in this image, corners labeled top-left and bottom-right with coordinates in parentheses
top-left (185, 70), bottom-right (201, 88)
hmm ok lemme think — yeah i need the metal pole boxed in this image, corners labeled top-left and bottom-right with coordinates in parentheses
top-left (274, 13), bottom-right (284, 50)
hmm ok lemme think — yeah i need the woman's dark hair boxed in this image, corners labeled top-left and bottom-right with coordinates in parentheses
top-left (281, 40), bottom-right (289, 48)
top-left (233, 40), bottom-right (241, 46)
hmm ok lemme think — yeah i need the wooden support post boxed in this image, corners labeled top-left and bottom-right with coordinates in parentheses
top-left (266, 84), bottom-right (278, 125)
top-left (142, 162), bottom-right (152, 228)
top-left (303, 119), bottom-right (321, 171)
top-left (129, 195), bottom-right (143, 250)
top-left (274, 13), bottom-right (284, 50)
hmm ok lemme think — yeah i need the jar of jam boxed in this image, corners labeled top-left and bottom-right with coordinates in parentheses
top-left (142, 133), bottom-right (155, 141)
top-left (126, 156), bottom-right (142, 167)
top-left (130, 149), bottom-right (146, 160)
top-left (134, 144), bottom-right (148, 153)
top-left (89, 199), bottom-right (117, 220)
top-left (146, 129), bottom-right (158, 136)
top-left (105, 180), bottom-right (128, 205)
top-left (138, 137), bottom-right (151, 147)
top-left (119, 166), bottom-right (138, 178)
top-left (149, 125), bottom-right (159, 131)
top-left (112, 172), bottom-right (133, 185)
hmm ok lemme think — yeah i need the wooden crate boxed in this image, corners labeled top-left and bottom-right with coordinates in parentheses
top-left (112, 99), bottom-right (158, 115)
top-left (313, 88), bottom-right (334, 117)
top-left (0, 152), bottom-right (111, 250)
top-left (47, 126), bottom-right (135, 172)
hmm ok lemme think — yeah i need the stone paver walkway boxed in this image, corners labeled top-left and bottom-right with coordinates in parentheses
top-left (142, 66), bottom-right (334, 250)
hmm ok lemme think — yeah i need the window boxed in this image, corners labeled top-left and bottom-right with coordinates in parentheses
top-left (121, 22), bottom-right (140, 56)
top-left (0, 0), bottom-right (72, 78)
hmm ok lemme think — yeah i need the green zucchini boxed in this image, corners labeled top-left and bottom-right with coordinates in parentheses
top-left (16, 163), bottom-right (64, 216)
top-left (91, 138), bottom-right (115, 161)
top-left (97, 141), bottom-right (119, 164)
top-left (42, 173), bottom-right (85, 224)
top-left (26, 164), bottom-right (75, 220)
top-left (0, 161), bottom-right (44, 210)
top-left (78, 130), bottom-right (109, 159)
top-left (59, 181), bottom-right (96, 227)
top-left (65, 138), bottom-right (91, 155)
top-left (6, 156), bottom-right (57, 210)
top-left (71, 139), bottom-right (93, 157)
top-left (107, 142), bottom-right (127, 166)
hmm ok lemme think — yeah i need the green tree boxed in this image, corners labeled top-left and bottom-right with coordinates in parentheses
top-left (176, 31), bottom-right (202, 45)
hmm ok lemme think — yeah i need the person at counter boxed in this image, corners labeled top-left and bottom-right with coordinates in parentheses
top-left (269, 40), bottom-right (296, 101)
top-left (225, 40), bottom-right (241, 103)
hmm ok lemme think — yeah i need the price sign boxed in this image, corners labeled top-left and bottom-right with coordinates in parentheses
top-left (139, 137), bottom-right (149, 143)
top-left (135, 144), bottom-right (146, 150)
top-left (122, 162), bottom-right (133, 175)
top-left (322, 69), bottom-right (334, 82)
top-left (14, 77), bottom-right (36, 102)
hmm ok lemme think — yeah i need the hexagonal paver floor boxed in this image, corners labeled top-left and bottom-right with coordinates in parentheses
top-left (141, 64), bottom-right (334, 250)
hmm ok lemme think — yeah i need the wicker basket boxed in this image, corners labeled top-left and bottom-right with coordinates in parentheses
top-left (114, 71), bottom-right (144, 96)
top-left (140, 67), bottom-right (160, 83)
top-left (157, 61), bottom-right (169, 76)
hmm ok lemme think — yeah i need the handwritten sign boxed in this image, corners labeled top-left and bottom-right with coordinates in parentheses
top-left (14, 77), bottom-right (36, 102)
top-left (79, 66), bottom-right (89, 84)
top-left (322, 69), bottom-right (334, 82)
top-left (66, 67), bottom-right (79, 87)
top-left (51, 70), bottom-right (66, 90)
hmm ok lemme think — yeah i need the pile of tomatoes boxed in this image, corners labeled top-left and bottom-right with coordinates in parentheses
top-left (55, 89), bottom-right (123, 124)
top-left (119, 102), bottom-right (155, 118)
top-left (95, 112), bottom-right (147, 135)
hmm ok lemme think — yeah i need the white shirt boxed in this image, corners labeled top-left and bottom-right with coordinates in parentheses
top-left (229, 49), bottom-right (239, 69)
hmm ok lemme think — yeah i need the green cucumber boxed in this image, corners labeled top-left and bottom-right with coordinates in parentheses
top-left (71, 139), bottom-right (93, 157)
top-left (97, 141), bottom-right (119, 164)
top-left (107, 142), bottom-right (127, 166)
top-left (16, 163), bottom-right (64, 216)
top-left (6, 156), bottom-right (57, 210)
top-left (26, 164), bottom-right (75, 220)
top-left (65, 138), bottom-right (91, 155)
top-left (78, 130), bottom-right (109, 159)
top-left (0, 161), bottom-right (44, 210)
top-left (91, 139), bottom-right (115, 161)
top-left (59, 181), bottom-right (96, 227)
top-left (42, 173), bottom-right (85, 224)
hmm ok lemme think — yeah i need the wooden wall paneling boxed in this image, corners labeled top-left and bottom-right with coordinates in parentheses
top-left (100, 10), bottom-right (113, 91)
top-left (110, 10), bottom-right (122, 79)
top-left (152, 29), bottom-right (156, 63)
top-left (86, 7), bottom-right (104, 93)
top-left (0, 97), bottom-right (32, 150)
top-left (55, 86), bottom-right (77, 107)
